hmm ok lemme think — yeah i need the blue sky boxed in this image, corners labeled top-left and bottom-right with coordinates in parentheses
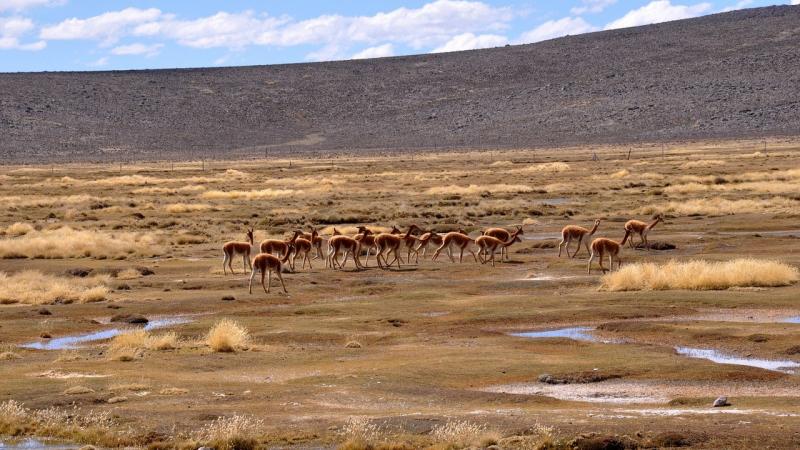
top-left (0, 0), bottom-right (796, 72)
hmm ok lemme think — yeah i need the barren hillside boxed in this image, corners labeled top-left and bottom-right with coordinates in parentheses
top-left (1, 5), bottom-right (799, 163)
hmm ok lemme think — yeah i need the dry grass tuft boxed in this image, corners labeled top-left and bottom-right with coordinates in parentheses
top-left (425, 184), bottom-right (532, 196)
top-left (489, 160), bottom-right (513, 167)
top-left (518, 162), bottom-right (571, 173)
top-left (601, 259), bottom-right (799, 291)
top-left (164, 203), bottom-right (216, 213)
top-left (0, 351), bottom-right (22, 360)
top-left (109, 329), bottom-right (180, 354)
top-left (0, 271), bottom-right (110, 305)
top-left (0, 226), bottom-right (162, 259)
top-left (201, 188), bottom-right (295, 200)
top-left (339, 417), bottom-right (382, 449)
top-left (196, 414), bottom-right (264, 450)
top-left (3, 222), bottom-right (35, 236)
top-left (430, 420), bottom-right (490, 447)
top-left (206, 319), bottom-right (250, 352)
top-left (131, 185), bottom-right (207, 195)
top-left (609, 169), bottom-right (630, 179)
top-left (680, 159), bottom-right (726, 169)
top-left (63, 386), bottom-right (95, 395)
top-left (641, 197), bottom-right (799, 215)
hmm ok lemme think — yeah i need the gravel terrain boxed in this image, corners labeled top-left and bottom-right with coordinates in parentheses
top-left (1, 5), bottom-right (799, 163)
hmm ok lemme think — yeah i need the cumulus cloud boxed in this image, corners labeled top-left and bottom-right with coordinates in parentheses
top-left (0, 0), bottom-right (64, 12)
top-left (432, 32), bottom-right (507, 52)
top-left (518, 17), bottom-right (597, 43)
top-left (352, 43), bottom-right (395, 59)
top-left (571, 0), bottom-right (617, 15)
top-left (605, 1), bottom-right (711, 30)
top-left (36, 0), bottom-right (513, 60)
top-left (111, 42), bottom-right (163, 57)
top-left (40, 7), bottom-right (163, 45)
top-left (0, 15), bottom-right (45, 50)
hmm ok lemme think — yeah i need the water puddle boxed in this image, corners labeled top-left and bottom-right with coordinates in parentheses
top-left (675, 347), bottom-right (800, 373)
top-left (20, 316), bottom-right (191, 350)
top-left (784, 316), bottom-right (800, 324)
top-left (717, 229), bottom-right (800, 238)
top-left (522, 232), bottom-right (561, 241)
top-left (537, 197), bottom-right (570, 206)
top-left (0, 438), bottom-right (78, 449)
top-left (511, 327), bottom-right (599, 342)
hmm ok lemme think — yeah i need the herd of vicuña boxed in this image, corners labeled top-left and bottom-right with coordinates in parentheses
top-left (223, 215), bottom-right (665, 295)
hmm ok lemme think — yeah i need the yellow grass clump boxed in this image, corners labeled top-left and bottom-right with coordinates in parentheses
top-left (0, 271), bottom-right (110, 305)
top-left (131, 185), bottom-right (206, 195)
top-left (600, 259), bottom-right (799, 291)
top-left (201, 188), bottom-right (295, 200)
top-left (609, 169), bottom-right (630, 179)
top-left (641, 197), bottom-right (799, 216)
top-left (680, 159), bottom-right (726, 169)
top-left (0, 351), bottom-right (21, 360)
top-left (164, 203), bottom-right (216, 213)
top-left (517, 162), bottom-right (571, 172)
top-left (0, 226), bottom-right (162, 259)
top-left (1, 194), bottom-right (105, 209)
top-left (206, 319), bottom-right (250, 352)
top-left (3, 222), bottom-right (34, 236)
top-left (159, 387), bottom-right (188, 395)
top-left (425, 184), bottom-right (533, 196)
top-left (109, 330), bottom-right (180, 353)
top-left (196, 414), bottom-right (264, 450)
top-left (489, 160), bottom-right (513, 167)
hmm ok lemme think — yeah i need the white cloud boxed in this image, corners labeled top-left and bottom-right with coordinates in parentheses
top-left (0, 0), bottom-right (63, 12)
top-left (605, 1), bottom-right (711, 30)
top-left (111, 42), bottom-right (163, 57)
top-left (432, 32), bottom-right (507, 52)
top-left (720, 0), bottom-right (752, 12)
top-left (0, 15), bottom-right (45, 50)
top-left (88, 56), bottom-right (108, 67)
top-left (37, 1), bottom-right (514, 61)
top-left (40, 7), bottom-right (162, 45)
top-left (518, 17), bottom-right (597, 43)
top-left (352, 43), bottom-right (395, 59)
top-left (791, 0), bottom-right (799, 5)
top-left (571, 0), bottom-right (617, 15)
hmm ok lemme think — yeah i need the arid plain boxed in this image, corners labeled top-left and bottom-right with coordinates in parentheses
top-left (1, 140), bottom-right (800, 449)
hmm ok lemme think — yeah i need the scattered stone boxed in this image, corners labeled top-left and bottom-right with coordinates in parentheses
top-left (634, 241), bottom-right (676, 250)
top-left (107, 304), bottom-right (122, 309)
top-left (713, 396), bottom-right (730, 407)
top-left (136, 266), bottom-right (155, 276)
top-left (116, 283), bottom-right (131, 291)
top-left (38, 308), bottom-right (52, 315)
top-left (221, 295), bottom-right (236, 301)
top-left (131, 212), bottom-right (145, 220)
top-left (110, 314), bottom-right (149, 325)
top-left (66, 268), bottom-right (93, 277)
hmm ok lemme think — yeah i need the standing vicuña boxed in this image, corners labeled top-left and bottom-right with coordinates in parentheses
top-left (587, 230), bottom-right (631, 274)
top-left (222, 228), bottom-right (254, 275)
top-left (559, 219), bottom-right (600, 258)
top-left (374, 225), bottom-right (421, 270)
top-left (482, 226), bottom-right (524, 260)
top-left (249, 251), bottom-right (291, 294)
top-left (431, 230), bottom-right (478, 263)
top-left (327, 230), bottom-right (366, 270)
top-left (624, 214), bottom-right (663, 250)
top-left (475, 228), bottom-right (523, 267)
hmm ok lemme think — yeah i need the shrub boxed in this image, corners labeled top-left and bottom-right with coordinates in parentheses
top-left (0, 271), bottom-right (110, 305)
top-left (196, 415), bottom-right (263, 450)
top-left (0, 226), bottom-right (162, 259)
top-left (3, 222), bottom-right (34, 236)
top-left (601, 259), bottom-right (799, 291)
top-left (206, 319), bottom-right (250, 352)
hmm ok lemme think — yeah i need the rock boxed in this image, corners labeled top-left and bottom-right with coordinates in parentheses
top-left (79, 446), bottom-right (98, 450)
top-left (40, 333), bottom-right (51, 339)
top-left (66, 268), bottom-right (93, 277)
top-left (38, 308), bottom-right (52, 315)
top-left (131, 212), bottom-right (145, 220)
top-left (136, 266), bottom-right (155, 276)
top-left (713, 396), bottom-right (730, 407)
top-left (110, 314), bottom-right (148, 325)
top-left (197, 447), bottom-right (213, 450)
top-left (107, 396), bottom-right (128, 404)
top-left (116, 283), bottom-right (131, 291)
top-left (221, 295), bottom-right (236, 301)
top-left (107, 304), bottom-right (122, 309)
top-left (345, 341), bottom-right (362, 349)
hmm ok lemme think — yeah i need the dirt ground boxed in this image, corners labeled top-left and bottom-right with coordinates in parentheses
top-left (1, 140), bottom-right (800, 448)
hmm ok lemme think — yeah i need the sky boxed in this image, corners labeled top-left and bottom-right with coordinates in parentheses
top-left (0, 0), bottom-right (797, 72)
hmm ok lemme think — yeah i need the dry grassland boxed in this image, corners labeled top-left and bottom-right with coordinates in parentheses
top-left (0, 139), bottom-right (799, 449)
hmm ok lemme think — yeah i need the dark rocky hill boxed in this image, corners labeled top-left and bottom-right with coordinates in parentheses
top-left (1, 5), bottom-right (799, 163)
